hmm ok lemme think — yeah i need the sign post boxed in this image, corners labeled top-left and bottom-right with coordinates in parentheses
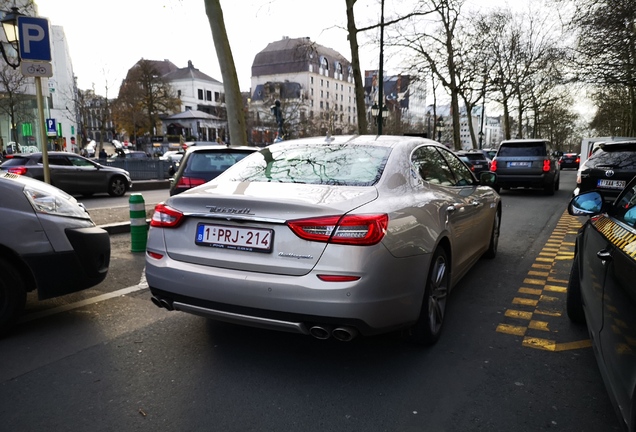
top-left (17, 16), bottom-right (52, 183)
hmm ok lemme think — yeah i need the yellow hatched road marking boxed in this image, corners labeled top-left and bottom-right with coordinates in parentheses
top-left (524, 278), bottom-right (546, 286)
top-left (529, 320), bottom-right (550, 331)
top-left (513, 297), bottom-right (539, 307)
top-left (497, 324), bottom-right (527, 336)
top-left (505, 310), bottom-right (533, 320)
top-left (544, 285), bottom-right (567, 293)
top-left (519, 287), bottom-right (543, 295)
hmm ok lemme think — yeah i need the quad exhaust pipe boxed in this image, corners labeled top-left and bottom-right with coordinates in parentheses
top-left (151, 297), bottom-right (357, 341)
top-left (309, 325), bottom-right (358, 342)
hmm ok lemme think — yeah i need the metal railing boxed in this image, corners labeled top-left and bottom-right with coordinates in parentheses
top-left (103, 159), bottom-right (173, 180)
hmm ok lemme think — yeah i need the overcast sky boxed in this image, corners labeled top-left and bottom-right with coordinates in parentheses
top-left (36, 0), bottom-right (518, 97)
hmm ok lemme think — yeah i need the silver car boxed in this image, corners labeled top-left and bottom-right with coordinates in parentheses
top-left (146, 135), bottom-right (501, 345)
top-left (0, 173), bottom-right (110, 333)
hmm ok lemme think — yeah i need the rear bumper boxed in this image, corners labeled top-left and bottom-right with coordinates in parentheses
top-left (495, 173), bottom-right (553, 188)
top-left (145, 251), bottom-right (428, 336)
top-left (23, 226), bottom-right (110, 299)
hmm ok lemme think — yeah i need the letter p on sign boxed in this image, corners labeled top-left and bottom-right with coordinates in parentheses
top-left (17, 17), bottom-right (51, 62)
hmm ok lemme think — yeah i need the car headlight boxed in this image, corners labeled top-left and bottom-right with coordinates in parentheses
top-left (23, 184), bottom-right (91, 219)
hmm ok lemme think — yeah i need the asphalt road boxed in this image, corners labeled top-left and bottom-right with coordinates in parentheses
top-left (0, 169), bottom-right (622, 432)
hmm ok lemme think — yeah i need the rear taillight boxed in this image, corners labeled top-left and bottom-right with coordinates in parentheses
top-left (542, 160), bottom-right (551, 172)
top-left (287, 214), bottom-right (388, 246)
top-left (8, 166), bottom-right (27, 175)
top-left (575, 157), bottom-right (580, 163)
top-left (150, 203), bottom-right (184, 228)
top-left (176, 176), bottom-right (207, 189)
top-left (490, 160), bottom-right (497, 172)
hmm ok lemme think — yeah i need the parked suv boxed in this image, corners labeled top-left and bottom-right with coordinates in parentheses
top-left (574, 140), bottom-right (636, 201)
top-left (456, 150), bottom-right (490, 175)
top-left (490, 139), bottom-right (560, 195)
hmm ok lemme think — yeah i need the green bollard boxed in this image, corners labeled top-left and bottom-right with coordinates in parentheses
top-left (129, 193), bottom-right (147, 252)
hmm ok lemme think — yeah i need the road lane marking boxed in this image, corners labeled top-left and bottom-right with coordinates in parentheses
top-left (496, 211), bottom-right (590, 352)
top-left (20, 271), bottom-right (148, 323)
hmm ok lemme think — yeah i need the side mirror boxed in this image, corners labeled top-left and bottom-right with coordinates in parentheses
top-left (479, 171), bottom-right (497, 187)
top-left (568, 191), bottom-right (604, 216)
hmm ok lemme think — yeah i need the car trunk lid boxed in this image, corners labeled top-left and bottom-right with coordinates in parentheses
top-left (158, 181), bottom-right (379, 276)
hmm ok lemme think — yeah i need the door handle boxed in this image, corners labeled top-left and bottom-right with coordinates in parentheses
top-left (596, 249), bottom-right (613, 263)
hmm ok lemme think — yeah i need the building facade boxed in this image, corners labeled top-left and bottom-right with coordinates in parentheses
top-left (249, 36), bottom-right (358, 144)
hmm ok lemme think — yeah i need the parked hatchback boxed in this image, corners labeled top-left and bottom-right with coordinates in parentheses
top-left (567, 178), bottom-right (636, 432)
top-left (169, 145), bottom-right (260, 196)
top-left (574, 141), bottom-right (636, 202)
top-left (0, 173), bottom-right (110, 333)
top-left (490, 139), bottom-right (560, 195)
top-left (0, 152), bottom-right (132, 197)
top-left (147, 135), bottom-right (501, 345)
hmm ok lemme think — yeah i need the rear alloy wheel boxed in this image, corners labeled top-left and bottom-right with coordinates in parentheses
top-left (0, 259), bottom-right (27, 335)
top-left (407, 248), bottom-right (450, 345)
top-left (483, 210), bottom-right (500, 259)
top-left (108, 177), bottom-right (127, 197)
top-left (566, 256), bottom-right (585, 324)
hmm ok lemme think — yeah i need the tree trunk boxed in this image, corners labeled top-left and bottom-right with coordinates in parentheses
top-left (204, 0), bottom-right (247, 146)
top-left (345, 0), bottom-right (369, 134)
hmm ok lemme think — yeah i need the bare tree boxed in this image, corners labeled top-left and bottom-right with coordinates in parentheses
top-left (0, 67), bottom-right (31, 147)
top-left (204, 0), bottom-right (247, 146)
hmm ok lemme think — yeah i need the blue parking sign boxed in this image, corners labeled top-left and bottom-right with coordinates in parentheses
top-left (46, 118), bottom-right (56, 136)
top-left (18, 17), bottom-right (51, 62)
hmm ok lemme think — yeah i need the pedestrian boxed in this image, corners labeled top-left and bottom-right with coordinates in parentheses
top-left (98, 148), bottom-right (107, 161)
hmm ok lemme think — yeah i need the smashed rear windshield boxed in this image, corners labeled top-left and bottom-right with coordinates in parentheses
top-left (223, 143), bottom-right (391, 186)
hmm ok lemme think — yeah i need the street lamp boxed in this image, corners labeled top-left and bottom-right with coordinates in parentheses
top-left (0, 7), bottom-right (23, 69)
top-left (478, 130), bottom-right (484, 149)
top-left (371, 103), bottom-right (389, 128)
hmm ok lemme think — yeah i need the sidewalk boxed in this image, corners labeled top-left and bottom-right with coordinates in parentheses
top-left (94, 179), bottom-right (169, 235)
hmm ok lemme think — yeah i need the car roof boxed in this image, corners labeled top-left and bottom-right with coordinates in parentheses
top-left (500, 139), bottom-right (550, 144)
top-left (597, 141), bottom-right (636, 151)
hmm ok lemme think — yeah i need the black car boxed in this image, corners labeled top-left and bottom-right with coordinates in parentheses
top-left (0, 152), bottom-right (133, 197)
top-left (490, 139), bottom-right (560, 195)
top-left (169, 145), bottom-right (260, 196)
top-left (456, 150), bottom-right (490, 174)
top-left (575, 141), bottom-right (636, 202)
top-left (559, 152), bottom-right (580, 170)
top-left (566, 179), bottom-right (636, 432)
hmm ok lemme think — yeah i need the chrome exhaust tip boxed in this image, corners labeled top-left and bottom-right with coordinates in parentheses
top-left (151, 296), bottom-right (163, 308)
top-left (332, 327), bottom-right (358, 342)
top-left (159, 299), bottom-right (174, 311)
top-left (309, 325), bottom-right (331, 340)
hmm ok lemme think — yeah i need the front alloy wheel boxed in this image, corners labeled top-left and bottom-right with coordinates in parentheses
top-left (108, 177), bottom-right (127, 197)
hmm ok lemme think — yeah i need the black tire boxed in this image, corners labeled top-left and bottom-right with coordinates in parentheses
top-left (483, 210), bottom-right (500, 259)
top-left (0, 259), bottom-right (27, 335)
top-left (108, 176), bottom-right (127, 197)
top-left (544, 179), bottom-right (555, 196)
top-left (407, 248), bottom-right (450, 345)
top-left (566, 257), bottom-right (585, 324)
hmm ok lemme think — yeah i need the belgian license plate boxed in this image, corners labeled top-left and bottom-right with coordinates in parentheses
top-left (508, 161), bottom-right (531, 167)
top-left (196, 223), bottom-right (273, 253)
top-left (597, 179), bottom-right (626, 189)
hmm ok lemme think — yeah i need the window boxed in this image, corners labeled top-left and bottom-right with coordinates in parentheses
top-left (327, 81), bottom-right (330, 88)
top-left (412, 146), bottom-right (456, 186)
top-left (197, 89), bottom-right (203, 100)
top-left (310, 77), bottom-right (314, 84)
top-left (177, 90), bottom-right (181, 97)
top-left (311, 88), bottom-right (314, 96)
top-left (206, 90), bottom-right (212, 101)
top-left (320, 79), bottom-right (324, 87)
top-left (215, 92), bottom-right (220, 102)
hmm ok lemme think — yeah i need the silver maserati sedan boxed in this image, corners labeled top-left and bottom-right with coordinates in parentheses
top-left (145, 135), bottom-right (501, 345)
